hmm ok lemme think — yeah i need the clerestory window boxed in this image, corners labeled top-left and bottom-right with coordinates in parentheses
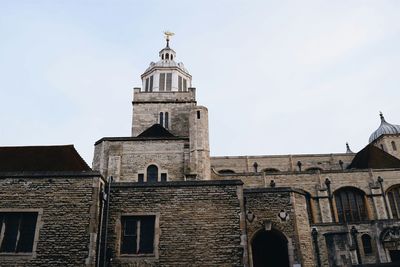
top-left (334, 187), bottom-right (368, 223)
top-left (0, 212), bottom-right (38, 253)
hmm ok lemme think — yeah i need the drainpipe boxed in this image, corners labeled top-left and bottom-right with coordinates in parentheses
top-left (377, 176), bottom-right (391, 219)
top-left (96, 183), bottom-right (106, 267)
top-left (351, 226), bottom-right (361, 264)
top-left (311, 228), bottom-right (321, 267)
top-left (102, 176), bottom-right (113, 267)
top-left (325, 178), bottom-right (336, 222)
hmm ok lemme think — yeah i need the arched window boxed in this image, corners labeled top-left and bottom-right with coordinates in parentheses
top-left (147, 165), bottom-right (158, 182)
top-left (171, 55), bottom-right (173, 60)
top-left (392, 141), bottom-right (397, 151)
top-left (387, 185), bottom-right (400, 219)
top-left (218, 169), bottom-right (235, 174)
top-left (159, 112), bottom-right (164, 126)
top-left (166, 53), bottom-right (169, 60)
top-left (161, 54), bottom-right (164, 60)
top-left (361, 234), bottom-right (372, 254)
top-left (334, 187), bottom-right (368, 223)
top-left (253, 162), bottom-right (258, 172)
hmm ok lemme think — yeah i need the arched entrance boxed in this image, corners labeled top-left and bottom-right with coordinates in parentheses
top-left (251, 229), bottom-right (290, 267)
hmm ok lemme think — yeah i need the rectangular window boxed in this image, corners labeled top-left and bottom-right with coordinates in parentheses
top-left (159, 73), bottom-right (165, 91)
top-left (178, 76), bottom-right (182, 91)
top-left (149, 75), bottom-right (153, 92)
top-left (138, 173), bottom-right (144, 183)
top-left (121, 216), bottom-right (155, 255)
top-left (166, 73), bottom-right (172, 91)
top-left (183, 78), bottom-right (187, 91)
top-left (0, 212), bottom-right (38, 253)
top-left (197, 110), bottom-right (201, 119)
top-left (161, 173), bottom-right (167, 182)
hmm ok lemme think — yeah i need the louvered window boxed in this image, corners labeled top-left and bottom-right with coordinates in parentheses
top-left (149, 75), bottom-right (153, 92)
top-left (166, 73), bottom-right (172, 91)
top-left (178, 76), bottom-right (183, 91)
top-left (159, 73), bottom-right (165, 91)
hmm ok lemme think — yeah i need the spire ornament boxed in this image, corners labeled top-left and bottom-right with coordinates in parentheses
top-left (163, 31), bottom-right (175, 48)
top-left (380, 111), bottom-right (385, 121)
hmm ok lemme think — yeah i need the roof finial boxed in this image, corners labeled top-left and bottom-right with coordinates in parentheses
top-left (163, 31), bottom-right (175, 48)
top-left (346, 142), bottom-right (354, 153)
top-left (379, 111), bottom-right (385, 121)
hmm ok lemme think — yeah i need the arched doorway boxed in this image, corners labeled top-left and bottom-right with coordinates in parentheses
top-left (251, 229), bottom-right (289, 267)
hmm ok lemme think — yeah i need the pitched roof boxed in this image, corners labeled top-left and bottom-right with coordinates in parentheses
top-left (137, 124), bottom-right (175, 138)
top-left (0, 145), bottom-right (91, 172)
top-left (347, 144), bottom-right (400, 169)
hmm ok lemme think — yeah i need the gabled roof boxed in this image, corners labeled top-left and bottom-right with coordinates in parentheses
top-left (137, 124), bottom-right (175, 138)
top-left (347, 144), bottom-right (400, 169)
top-left (0, 145), bottom-right (91, 172)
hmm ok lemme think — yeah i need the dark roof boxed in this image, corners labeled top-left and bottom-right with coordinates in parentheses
top-left (0, 145), bottom-right (91, 172)
top-left (348, 144), bottom-right (400, 169)
top-left (137, 124), bottom-right (175, 138)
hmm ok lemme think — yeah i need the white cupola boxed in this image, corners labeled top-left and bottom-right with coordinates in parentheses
top-left (141, 32), bottom-right (192, 92)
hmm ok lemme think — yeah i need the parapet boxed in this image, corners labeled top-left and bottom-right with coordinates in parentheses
top-left (133, 87), bottom-right (196, 103)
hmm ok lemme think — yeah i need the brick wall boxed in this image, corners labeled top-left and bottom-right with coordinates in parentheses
top-left (106, 180), bottom-right (247, 267)
top-left (0, 173), bottom-right (103, 267)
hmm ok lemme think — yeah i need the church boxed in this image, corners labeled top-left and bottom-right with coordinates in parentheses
top-left (1, 34), bottom-right (400, 267)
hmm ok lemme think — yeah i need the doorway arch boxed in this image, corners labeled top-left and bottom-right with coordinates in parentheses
top-left (251, 228), bottom-right (290, 267)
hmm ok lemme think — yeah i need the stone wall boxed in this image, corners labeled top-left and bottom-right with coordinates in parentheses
top-left (244, 188), bottom-right (315, 267)
top-left (106, 180), bottom-right (247, 267)
top-left (93, 139), bottom-right (189, 182)
top-left (0, 173), bottom-right (103, 267)
top-left (211, 153), bottom-right (355, 174)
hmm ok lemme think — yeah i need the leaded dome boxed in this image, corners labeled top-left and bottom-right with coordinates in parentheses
top-left (369, 113), bottom-right (400, 143)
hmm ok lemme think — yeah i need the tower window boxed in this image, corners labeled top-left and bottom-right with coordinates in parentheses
top-left (197, 110), bottom-right (201, 119)
top-left (171, 55), bottom-right (173, 60)
top-left (149, 75), bottom-right (153, 92)
top-left (147, 165), bottom-right (158, 182)
top-left (166, 73), bottom-right (172, 91)
top-left (381, 144), bottom-right (385, 151)
top-left (183, 78), bottom-right (187, 91)
top-left (159, 73), bottom-right (165, 91)
top-left (166, 53), bottom-right (169, 60)
top-left (178, 76), bottom-right (183, 91)
top-left (392, 141), bottom-right (397, 151)
top-left (159, 112), bottom-right (164, 126)
top-left (145, 78), bottom-right (149, 92)
top-left (161, 54), bottom-right (164, 60)
top-left (165, 112), bottom-right (169, 128)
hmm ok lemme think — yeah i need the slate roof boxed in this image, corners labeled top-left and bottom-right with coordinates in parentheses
top-left (137, 124), bottom-right (175, 138)
top-left (0, 145), bottom-right (91, 172)
top-left (348, 144), bottom-right (400, 169)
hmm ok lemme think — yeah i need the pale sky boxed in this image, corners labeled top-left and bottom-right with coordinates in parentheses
top-left (1, 0), bottom-right (400, 164)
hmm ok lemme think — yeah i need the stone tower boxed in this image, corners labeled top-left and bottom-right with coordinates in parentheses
top-left (94, 33), bottom-right (210, 181)
top-left (369, 112), bottom-right (400, 159)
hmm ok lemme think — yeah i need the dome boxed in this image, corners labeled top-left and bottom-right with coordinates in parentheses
top-left (369, 113), bottom-right (400, 143)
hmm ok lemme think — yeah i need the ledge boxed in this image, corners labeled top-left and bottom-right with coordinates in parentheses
top-left (95, 136), bottom-right (189, 145)
top-left (0, 171), bottom-right (102, 179)
top-left (244, 187), bottom-right (308, 195)
top-left (111, 179), bottom-right (243, 188)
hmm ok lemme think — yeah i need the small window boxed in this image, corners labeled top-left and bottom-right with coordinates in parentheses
top-left (161, 173), bottom-right (167, 182)
top-left (362, 234), bottom-right (372, 254)
top-left (392, 141), bottom-right (397, 151)
top-left (138, 173), bottom-right (144, 183)
top-left (121, 216), bottom-right (155, 255)
top-left (197, 110), bottom-right (201, 119)
top-left (147, 165), bottom-right (158, 182)
top-left (0, 212), bottom-right (38, 253)
top-left (171, 55), bottom-right (173, 60)
top-left (253, 162), bottom-right (258, 172)
top-left (218, 169), bottom-right (235, 174)
top-left (159, 112), bottom-right (164, 127)
top-left (161, 54), bottom-right (164, 60)
top-left (145, 78), bottom-right (149, 92)
top-left (381, 144), bottom-right (385, 151)
top-left (166, 53), bottom-right (169, 60)
top-left (165, 112), bottom-right (169, 128)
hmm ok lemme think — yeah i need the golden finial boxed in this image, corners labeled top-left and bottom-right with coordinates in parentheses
top-left (163, 31), bottom-right (175, 47)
